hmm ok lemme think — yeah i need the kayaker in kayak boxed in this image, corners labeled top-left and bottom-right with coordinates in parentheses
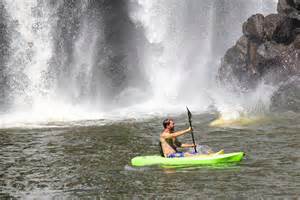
top-left (159, 118), bottom-right (197, 158)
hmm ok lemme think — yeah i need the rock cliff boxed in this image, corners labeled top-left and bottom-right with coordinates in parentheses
top-left (219, 0), bottom-right (300, 111)
top-left (219, 0), bottom-right (300, 90)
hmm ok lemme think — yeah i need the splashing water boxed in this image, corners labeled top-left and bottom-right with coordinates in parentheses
top-left (3, 0), bottom-right (54, 109)
top-left (209, 81), bottom-right (278, 126)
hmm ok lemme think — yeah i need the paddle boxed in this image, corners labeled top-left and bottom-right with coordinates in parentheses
top-left (186, 107), bottom-right (197, 153)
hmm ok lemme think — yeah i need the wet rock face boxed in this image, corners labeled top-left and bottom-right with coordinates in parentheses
top-left (219, 0), bottom-right (300, 112)
top-left (271, 76), bottom-right (300, 112)
top-left (264, 14), bottom-right (287, 41)
top-left (242, 14), bottom-right (265, 42)
top-left (278, 0), bottom-right (300, 19)
top-left (219, 0), bottom-right (300, 91)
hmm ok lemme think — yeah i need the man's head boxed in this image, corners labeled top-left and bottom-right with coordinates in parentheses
top-left (163, 118), bottom-right (175, 131)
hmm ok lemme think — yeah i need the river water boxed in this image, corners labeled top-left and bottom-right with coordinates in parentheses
top-left (1, 112), bottom-right (299, 199)
top-left (0, 0), bottom-right (298, 199)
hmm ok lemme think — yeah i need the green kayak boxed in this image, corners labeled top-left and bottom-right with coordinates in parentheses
top-left (131, 152), bottom-right (244, 167)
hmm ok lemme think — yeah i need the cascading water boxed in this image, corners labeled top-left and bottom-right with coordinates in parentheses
top-left (0, 0), bottom-right (278, 127)
top-left (129, 1), bottom-right (216, 110)
top-left (0, 0), bottom-right (63, 125)
top-left (2, 0), bottom-right (53, 110)
top-left (128, 0), bottom-right (278, 115)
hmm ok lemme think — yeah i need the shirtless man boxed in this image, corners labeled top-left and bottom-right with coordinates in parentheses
top-left (159, 118), bottom-right (197, 158)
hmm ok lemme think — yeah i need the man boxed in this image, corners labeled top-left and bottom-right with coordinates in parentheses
top-left (159, 118), bottom-right (197, 158)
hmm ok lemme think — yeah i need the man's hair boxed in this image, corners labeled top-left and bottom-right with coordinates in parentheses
top-left (163, 118), bottom-right (172, 128)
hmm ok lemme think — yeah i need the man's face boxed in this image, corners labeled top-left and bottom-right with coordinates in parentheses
top-left (168, 120), bottom-right (175, 131)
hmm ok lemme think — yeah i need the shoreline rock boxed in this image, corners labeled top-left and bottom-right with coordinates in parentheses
top-left (219, 0), bottom-right (300, 90)
top-left (218, 0), bottom-right (300, 111)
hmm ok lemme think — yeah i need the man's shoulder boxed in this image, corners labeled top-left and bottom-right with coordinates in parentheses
top-left (160, 131), bottom-right (171, 138)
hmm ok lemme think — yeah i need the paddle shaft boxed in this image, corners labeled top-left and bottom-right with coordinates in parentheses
top-left (187, 107), bottom-right (197, 153)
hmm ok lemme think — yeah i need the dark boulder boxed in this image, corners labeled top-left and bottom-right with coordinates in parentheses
top-left (293, 33), bottom-right (300, 48)
top-left (277, 0), bottom-right (296, 14)
top-left (278, 0), bottom-right (300, 20)
top-left (256, 41), bottom-right (286, 61)
top-left (273, 17), bottom-right (296, 44)
top-left (264, 14), bottom-right (287, 41)
top-left (259, 43), bottom-right (300, 85)
top-left (218, 0), bottom-right (300, 113)
top-left (242, 14), bottom-right (265, 42)
top-left (296, 0), bottom-right (300, 9)
top-left (276, 43), bottom-right (300, 74)
top-left (219, 0), bottom-right (300, 90)
top-left (219, 36), bottom-right (261, 89)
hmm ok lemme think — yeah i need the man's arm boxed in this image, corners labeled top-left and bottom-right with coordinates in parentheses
top-left (162, 127), bottom-right (192, 139)
top-left (175, 139), bottom-right (196, 148)
top-left (180, 143), bottom-right (196, 148)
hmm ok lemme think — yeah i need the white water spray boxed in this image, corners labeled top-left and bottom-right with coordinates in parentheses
top-left (3, 0), bottom-right (54, 110)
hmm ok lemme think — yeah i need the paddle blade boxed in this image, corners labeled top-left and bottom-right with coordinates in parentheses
top-left (186, 106), bottom-right (192, 119)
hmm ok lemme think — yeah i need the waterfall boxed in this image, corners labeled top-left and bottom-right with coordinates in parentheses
top-left (0, 0), bottom-right (277, 126)
top-left (128, 0), bottom-right (277, 111)
top-left (0, 0), bottom-right (102, 124)
top-left (129, 1), bottom-right (215, 108)
top-left (2, 0), bottom-right (54, 110)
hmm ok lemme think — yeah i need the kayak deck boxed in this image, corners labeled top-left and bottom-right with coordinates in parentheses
top-left (131, 152), bottom-right (244, 167)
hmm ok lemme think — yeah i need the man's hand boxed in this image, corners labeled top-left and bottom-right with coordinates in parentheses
top-left (183, 127), bottom-right (192, 134)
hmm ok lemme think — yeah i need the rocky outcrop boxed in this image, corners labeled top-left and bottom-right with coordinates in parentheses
top-left (219, 0), bottom-right (300, 91)
top-left (277, 0), bottom-right (300, 20)
top-left (270, 75), bottom-right (300, 112)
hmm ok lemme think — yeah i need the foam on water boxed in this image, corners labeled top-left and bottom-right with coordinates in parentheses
top-left (210, 81), bottom-right (277, 124)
